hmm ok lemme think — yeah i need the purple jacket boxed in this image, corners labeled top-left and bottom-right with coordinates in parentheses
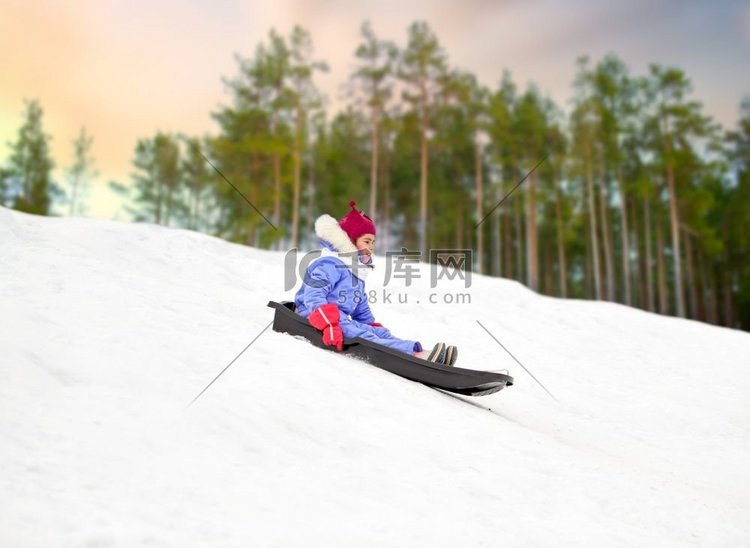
top-left (294, 239), bottom-right (420, 355)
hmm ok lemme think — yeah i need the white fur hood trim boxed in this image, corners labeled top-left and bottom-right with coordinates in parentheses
top-left (314, 214), bottom-right (359, 254)
top-left (313, 214), bottom-right (373, 279)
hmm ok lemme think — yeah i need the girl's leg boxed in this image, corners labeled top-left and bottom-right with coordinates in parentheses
top-left (339, 318), bottom-right (419, 355)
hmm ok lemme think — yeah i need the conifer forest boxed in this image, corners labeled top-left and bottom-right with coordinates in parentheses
top-left (4, 22), bottom-right (749, 330)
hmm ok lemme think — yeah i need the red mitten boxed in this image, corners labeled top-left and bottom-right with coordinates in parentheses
top-left (308, 303), bottom-right (344, 351)
top-left (369, 322), bottom-right (384, 328)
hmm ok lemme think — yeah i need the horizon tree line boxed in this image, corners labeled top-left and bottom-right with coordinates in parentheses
top-left (2, 21), bottom-right (748, 331)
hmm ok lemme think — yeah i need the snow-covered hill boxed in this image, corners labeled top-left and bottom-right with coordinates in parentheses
top-left (2, 206), bottom-right (749, 547)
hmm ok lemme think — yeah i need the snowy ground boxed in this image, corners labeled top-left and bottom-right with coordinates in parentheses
top-left (2, 206), bottom-right (749, 547)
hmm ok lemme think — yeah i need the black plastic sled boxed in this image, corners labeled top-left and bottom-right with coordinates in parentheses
top-left (267, 301), bottom-right (513, 397)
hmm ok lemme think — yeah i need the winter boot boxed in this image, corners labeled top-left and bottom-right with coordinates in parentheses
top-left (443, 345), bottom-right (458, 366)
top-left (421, 342), bottom-right (447, 364)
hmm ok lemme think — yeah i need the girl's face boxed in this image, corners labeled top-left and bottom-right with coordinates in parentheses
top-left (355, 234), bottom-right (375, 263)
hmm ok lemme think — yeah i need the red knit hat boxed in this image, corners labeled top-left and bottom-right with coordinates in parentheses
top-left (339, 200), bottom-right (376, 242)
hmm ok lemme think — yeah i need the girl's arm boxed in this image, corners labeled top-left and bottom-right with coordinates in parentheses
top-left (300, 260), bottom-right (340, 311)
top-left (301, 260), bottom-right (346, 351)
top-left (351, 293), bottom-right (376, 325)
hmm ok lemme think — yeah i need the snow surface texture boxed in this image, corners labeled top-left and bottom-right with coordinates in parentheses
top-left (2, 206), bottom-right (750, 547)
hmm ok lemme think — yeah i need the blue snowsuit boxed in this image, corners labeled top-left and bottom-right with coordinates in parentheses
top-left (294, 241), bottom-right (421, 355)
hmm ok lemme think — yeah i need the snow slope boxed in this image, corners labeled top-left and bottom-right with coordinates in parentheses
top-left (2, 206), bottom-right (749, 547)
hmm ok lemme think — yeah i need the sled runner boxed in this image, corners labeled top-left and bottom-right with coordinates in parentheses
top-left (268, 301), bottom-right (514, 397)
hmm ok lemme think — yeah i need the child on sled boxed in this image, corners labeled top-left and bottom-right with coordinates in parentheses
top-left (294, 200), bottom-right (457, 366)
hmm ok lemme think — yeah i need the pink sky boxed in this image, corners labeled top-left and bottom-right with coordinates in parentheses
top-left (2, 0), bottom-right (748, 218)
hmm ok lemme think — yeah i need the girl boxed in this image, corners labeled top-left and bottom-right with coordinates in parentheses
top-left (294, 201), bottom-right (457, 365)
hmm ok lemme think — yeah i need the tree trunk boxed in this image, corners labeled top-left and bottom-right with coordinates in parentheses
top-left (456, 193), bottom-right (464, 251)
top-left (164, 173), bottom-right (175, 227)
top-left (585, 142), bottom-right (602, 300)
top-left (554, 179), bottom-right (567, 298)
top-left (69, 175), bottom-right (79, 217)
top-left (381, 140), bottom-right (391, 253)
top-left (662, 120), bottom-right (685, 317)
top-left (598, 165), bottom-right (615, 301)
top-left (493, 181), bottom-right (502, 277)
top-left (291, 105), bottom-right (303, 249)
top-left (369, 105), bottom-right (379, 223)
top-left (695, 244), bottom-right (707, 322)
top-left (584, 211), bottom-right (593, 299)
top-left (503, 196), bottom-right (513, 279)
top-left (644, 193), bottom-right (655, 312)
top-left (272, 150), bottom-right (281, 245)
top-left (515, 184), bottom-right (524, 282)
top-left (655, 212), bottom-right (668, 315)
top-left (475, 142), bottom-right (484, 274)
top-left (153, 164), bottom-right (162, 225)
top-left (543, 242), bottom-right (554, 295)
top-left (630, 190), bottom-right (642, 309)
top-left (305, 148), bottom-right (315, 250)
top-left (617, 170), bottom-right (632, 306)
top-left (638, 236), bottom-right (648, 311)
top-left (683, 228), bottom-right (698, 319)
top-left (722, 266), bottom-right (735, 328)
top-left (707, 261), bottom-right (719, 325)
top-left (419, 82), bottom-right (429, 257)
top-left (525, 169), bottom-right (538, 290)
top-left (249, 153), bottom-right (261, 246)
top-left (189, 179), bottom-right (196, 231)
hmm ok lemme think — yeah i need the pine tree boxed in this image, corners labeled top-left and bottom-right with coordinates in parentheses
top-left (487, 72), bottom-right (517, 279)
top-left (287, 25), bottom-right (327, 248)
top-left (310, 107), bottom-right (370, 221)
top-left (723, 97), bottom-right (750, 327)
top-left (245, 29), bottom-right (293, 244)
top-left (130, 133), bottom-right (181, 225)
top-left (216, 37), bottom-right (285, 245)
top-left (6, 99), bottom-right (57, 215)
top-left (181, 137), bottom-right (213, 232)
top-left (544, 110), bottom-right (570, 298)
top-left (0, 166), bottom-right (12, 207)
top-left (642, 65), bottom-right (718, 317)
top-left (399, 21), bottom-right (448, 256)
top-left (66, 127), bottom-right (97, 217)
top-left (351, 21), bottom-right (398, 223)
top-left (591, 54), bottom-right (638, 305)
top-left (513, 86), bottom-right (548, 292)
top-left (571, 58), bottom-right (604, 300)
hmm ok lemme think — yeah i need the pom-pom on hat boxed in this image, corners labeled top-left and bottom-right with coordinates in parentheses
top-left (339, 200), bottom-right (376, 243)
